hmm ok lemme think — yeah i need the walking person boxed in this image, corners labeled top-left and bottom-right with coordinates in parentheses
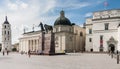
top-left (28, 50), bottom-right (31, 58)
top-left (7, 50), bottom-right (9, 55)
top-left (3, 51), bottom-right (5, 56)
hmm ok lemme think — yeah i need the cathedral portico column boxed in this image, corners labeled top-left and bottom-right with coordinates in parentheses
top-left (32, 40), bottom-right (33, 51)
top-left (35, 39), bottom-right (37, 51)
top-left (28, 40), bottom-right (30, 51)
top-left (38, 39), bottom-right (40, 50)
top-left (29, 40), bottom-right (31, 50)
top-left (33, 39), bottom-right (35, 51)
top-left (26, 40), bottom-right (29, 52)
top-left (37, 39), bottom-right (39, 51)
top-left (32, 40), bottom-right (34, 51)
top-left (30, 40), bottom-right (32, 51)
top-left (36, 39), bottom-right (38, 51)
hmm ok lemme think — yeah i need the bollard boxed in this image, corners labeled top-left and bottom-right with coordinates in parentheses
top-left (108, 51), bottom-right (110, 56)
top-left (117, 54), bottom-right (119, 64)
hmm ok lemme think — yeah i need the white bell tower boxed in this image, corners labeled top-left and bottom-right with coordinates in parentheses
top-left (2, 16), bottom-right (12, 51)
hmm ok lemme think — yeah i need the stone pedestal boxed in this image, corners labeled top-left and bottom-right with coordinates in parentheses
top-left (41, 32), bottom-right (55, 55)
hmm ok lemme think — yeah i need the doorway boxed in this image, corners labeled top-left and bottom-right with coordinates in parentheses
top-left (109, 44), bottom-right (115, 53)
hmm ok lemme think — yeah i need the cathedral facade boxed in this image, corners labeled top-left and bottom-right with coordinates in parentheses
top-left (19, 10), bottom-right (85, 54)
top-left (85, 9), bottom-right (120, 52)
top-left (19, 31), bottom-right (41, 53)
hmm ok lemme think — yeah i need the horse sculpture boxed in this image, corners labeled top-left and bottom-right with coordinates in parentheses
top-left (44, 24), bottom-right (53, 33)
top-left (38, 22), bottom-right (53, 33)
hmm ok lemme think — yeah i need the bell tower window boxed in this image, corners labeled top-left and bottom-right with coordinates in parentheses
top-left (5, 31), bottom-right (6, 34)
top-left (5, 25), bottom-right (6, 28)
top-left (8, 31), bottom-right (9, 35)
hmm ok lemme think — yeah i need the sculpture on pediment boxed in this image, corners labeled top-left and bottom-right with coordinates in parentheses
top-left (38, 22), bottom-right (45, 31)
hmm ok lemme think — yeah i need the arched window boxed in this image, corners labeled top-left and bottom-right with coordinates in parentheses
top-left (80, 32), bottom-right (83, 36)
top-left (89, 38), bottom-right (92, 42)
top-left (5, 25), bottom-right (6, 28)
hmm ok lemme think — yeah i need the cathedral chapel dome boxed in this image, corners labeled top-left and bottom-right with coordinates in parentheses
top-left (54, 10), bottom-right (71, 26)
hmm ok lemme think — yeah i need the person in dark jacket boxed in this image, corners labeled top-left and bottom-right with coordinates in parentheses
top-left (3, 51), bottom-right (5, 56)
top-left (28, 50), bottom-right (31, 58)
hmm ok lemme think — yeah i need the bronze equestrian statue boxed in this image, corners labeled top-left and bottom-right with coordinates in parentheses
top-left (38, 22), bottom-right (53, 33)
top-left (44, 24), bottom-right (53, 33)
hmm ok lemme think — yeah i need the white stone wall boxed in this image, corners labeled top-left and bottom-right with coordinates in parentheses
top-left (85, 18), bottom-right (93, 51)
top-left (86, 9), bottom-right (120, 52)
top-left (85, 35), bottom-right (93, 51)
top-left (92, 17), bottom-right (119, 52)
top-left (117, 27), bottom-right (120, 51)
top-left (93, 19), bottom-right (119, 31)
top-left (93, 10), bottom-right (120, 19)
top-left (93, 32), bottom-right (117, 52)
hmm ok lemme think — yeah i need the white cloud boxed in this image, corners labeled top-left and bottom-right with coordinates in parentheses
top-left (85, 12), bottom-right (92, 17)
top-left (0, 0), bottom-right (104, 44)
top-left (20, 2), bottom-right (28, 9)
top-left (54, 1), bottom-right (91, 10)
top-left (0, 0), bottom-right (57, 44)
top-left (8, 3), bottom-right (18, 10)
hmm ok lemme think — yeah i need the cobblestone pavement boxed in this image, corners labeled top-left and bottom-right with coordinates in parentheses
top-left (0, 52), bottom-right (120, 69)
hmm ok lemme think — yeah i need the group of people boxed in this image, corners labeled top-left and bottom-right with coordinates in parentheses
top-left (2, 50), bottom-right (9, 56)
top-left (21, 50), bottom-right (31, 58)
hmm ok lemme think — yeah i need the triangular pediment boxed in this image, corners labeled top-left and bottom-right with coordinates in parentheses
top-left (107, 36), bottom-right (118, 45)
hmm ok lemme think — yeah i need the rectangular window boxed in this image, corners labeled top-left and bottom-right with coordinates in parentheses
top-left (100, 35), bottom-right (103, 45)
top-left (80, 32), bottom-right (83, 36)
top-left (89, 29), bottom-right (92, 34)
top-left (89, 38), bottom-right (92, 42)
top-left (100, 35), bottom-right (103, 52)
top-left (105, 23), bottom-right (109, 30)
top-left (5, 31), bottom-right (6, 34)
top-left (5, 25), bottom-right (6, 28)
top-left (100, 35), bottom-right (103, 40)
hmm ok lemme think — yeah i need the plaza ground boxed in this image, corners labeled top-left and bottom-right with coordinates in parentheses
top-left (0, 53), bottom-right (120, 69)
